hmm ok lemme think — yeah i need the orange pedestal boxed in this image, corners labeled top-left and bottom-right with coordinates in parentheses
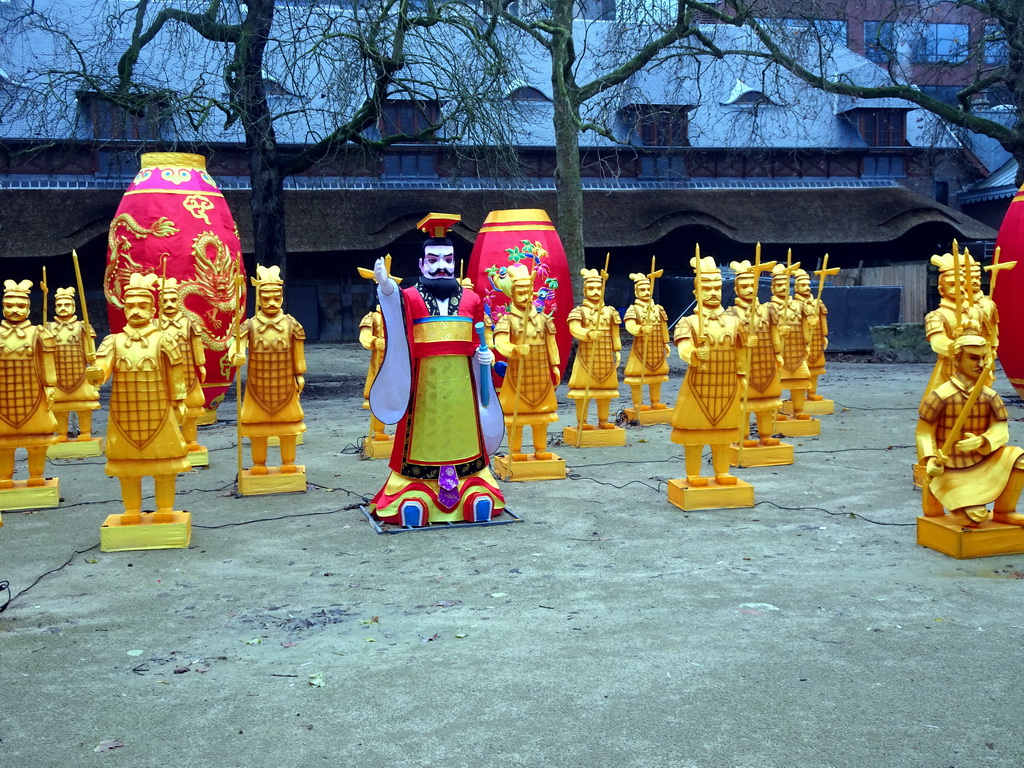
top-left (917, 515), bottom-right (1024, 559)
top-left (47, 437), bottom-right (103, 459)
top-left (188, 447), bottom-right (209, 468)
top-left (562, 426), bottom-right (627, 447)
top-left (266, 434), bottom-right (304, 447)
top-left (0, 478), bottom-right (61, 512)
top-left (782, 399), bottom-right (834, 416)
top-left (667, 478), bottom-right (755, 510)
top-left (238, 466), bottom-right (307, 496)
top-left (362, 436), bottom-right (395, 460)
top-left (774, 417), bottom-right (821, 437)
top-left (100, 511), bottom-right (191, 552)
top-left (728, 442), bottom-right (794, 467)
top-left (624, 407), bottom-right (673, 425)
top-left (494, 453), bottom-right (566, 481)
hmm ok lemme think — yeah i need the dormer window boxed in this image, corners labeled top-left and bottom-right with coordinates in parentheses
top-left (722, 80), bottom-right (779, 109)
top-left (856, 109), bottom-right (907, 147)
top-left (380, 99), bottom-right (440, 139)
top-left (631, 105), bottom-right (689, 147)
top-left (509, 86), bottom-right (549, 101)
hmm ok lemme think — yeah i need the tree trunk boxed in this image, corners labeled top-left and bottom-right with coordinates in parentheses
top-left (239, 0), bottom-right (289, 276)
top-left (550, 19), bottom-right (585, 302)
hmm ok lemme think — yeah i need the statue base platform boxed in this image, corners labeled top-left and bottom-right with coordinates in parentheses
top-left (0, 478), bottom-right (60, 511)
top-left (782, 399), bottom-right (834, 415)
top-left (728, 442), bottom-right (795, 467)
top-left (267, 434), bottom-right (304, 447)
top-left (913, 462), bottom-right (926, 488)
top-left (188, 447), bottom-right (209, 468)
top-left (494, 453), bottom-right (566, 481)
top-left (361, 505), bottom-right (523, 534)
top-left (774, 417), bottom-right (821, 437)
top-left (100, 511), bottom-right (191, 552)
top-left (917, 515), bottom-right (1024, 559)
top-left (198, 408), bottom-right (218, 426)
top-left (562, 426), bottom-right (627, 448)
top-left (238, 466), bottom-right (307, 496)
top-left (362, 436), bottom-right (395, 460)
top-left (667, 478), bottom-right (754, 511)
top-left (47, 437), bottom-right (103, 459)
top-left (623, 407), bottom-right (673, 425)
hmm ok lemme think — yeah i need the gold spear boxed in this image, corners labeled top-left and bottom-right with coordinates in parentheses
top-left (232, 273), bottom-right (246, 485)
top-left (71, 250), bottom-right (97, 363)
top-left (40, 266), bottom-right (48, 326)
top-left (951, 240), bottom-right (964, 333)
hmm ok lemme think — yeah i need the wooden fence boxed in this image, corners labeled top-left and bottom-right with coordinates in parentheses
top-left (832, 261), bottom-right (928, 323)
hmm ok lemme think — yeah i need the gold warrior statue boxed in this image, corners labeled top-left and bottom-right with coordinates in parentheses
top-left (727, 258), bottom-right (781, 447)
top-left (47, 287), bottom-right (100, 443)
top-left (87, 273), bottom-right (189, 523)
top-left (918, 334), bottom-right (1024, 528)
top-left (359, 304), bottom-right (390, 443)
top-left (793, 260), bottom-right (839, 402)
top-left (158, 277), bottom-right (207, 457)
top-left (0, 279), bottom-right (58, 488)
top-left (671, 253), bottom-right (747, 486)
top-left (623, 264), bottom-right (671, 415)
top-left (767, 262), bottom-right (813, 421)
top-left (567, 267), bottom-right (622, 432)
top-left (231, 265), bottom-right (307, 475)
top-left (492, 262), bottom-right (560, 460)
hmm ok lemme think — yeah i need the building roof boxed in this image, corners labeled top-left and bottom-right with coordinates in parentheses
top-left (1, 181), bottom-right (994, 261)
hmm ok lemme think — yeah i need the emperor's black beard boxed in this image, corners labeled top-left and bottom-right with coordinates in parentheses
top-left (419, 276), bottom-right (459, 300)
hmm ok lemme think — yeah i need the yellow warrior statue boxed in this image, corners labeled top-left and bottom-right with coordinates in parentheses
top-left (566, 266), bottom-right (624, 444)
top-left (918, 334), bottom-right (1024, 529)
top-left (491, 262), bottom-right (561, 463)
top-left (158, 277), bottom-right (208, 463)
top-left (727, 258), bottom-right (782, 448)
top-left (671, 253), bottom-right (747, 488)
top-left (87, 273), bottom-right (190, 525)
top-left (47, 287), bottom-right (100, 444)
top-left (231, 265), bottom-right (307, 478)
top-left (623, 264), bottom-right (671, 422)
top-left (768, 262), bottom-right (814, 422)
top-left (0, 279), bottom-right (58, 491)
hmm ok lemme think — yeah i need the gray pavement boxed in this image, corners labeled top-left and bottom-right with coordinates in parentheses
top-left (1, 344), bottom-right (1021, 768)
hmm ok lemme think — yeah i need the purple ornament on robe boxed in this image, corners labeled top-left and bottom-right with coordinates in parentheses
top-left (437, 464), bottom-right (459, 510)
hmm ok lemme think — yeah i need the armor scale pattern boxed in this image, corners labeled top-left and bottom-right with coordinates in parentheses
top-left (0, 357), bottom-right (42, 429)
top-left (249, 344), bottom-right (295, 414)
top-left (579, 332), bottom-right (616, 381)
top-left (55, 339), bottom-right (88, 393)
top-left (110, 367), bottom-right (168, 449)
top-left (506, 342), bottom-right (552, 410)
top-left (691, 348), bottom-right (739, 426)
top-left (748, 338), bottom-right (777, 394)
top-left (920, 389), bottom-right (1006, 469)
top-left (781, 312), bottom-right (806, 370)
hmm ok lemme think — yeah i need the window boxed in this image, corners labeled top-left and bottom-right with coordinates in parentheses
top-left (381, 149), bottom-right (437, 178)
top-left (864, 21), bottom-right (895, 64)
top-left (759, 18), bottom-right (847, 48)
top-left (857, 110), bottom-right (906, 148)
top-left (78, 92), bottom-right (167, 141)
top-left (509, 86), bottom-right (548, 101)
top-left (380, 99), bottom-right (440, 138)
top-left (632, 106), bottom-right (688, 147)
top-left (912, 23), bottom-right (969, 64)
top-left (984, 25), bottom-right (1008, 67)
top-left (732, 90), bottom-right (774, 107)
top-left (863, 155), bottom-right (905, 178)
top-left (639, 154), bottom-right (686, 180)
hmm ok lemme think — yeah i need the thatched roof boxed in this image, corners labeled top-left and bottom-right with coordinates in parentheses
top-left (0, 185), bottom-right (996, 261)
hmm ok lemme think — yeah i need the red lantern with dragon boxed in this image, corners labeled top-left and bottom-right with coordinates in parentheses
top-left (104, 152), bottom-right (246, 417)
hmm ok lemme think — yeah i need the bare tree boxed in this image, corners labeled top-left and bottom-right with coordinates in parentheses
top-left (489, 0), bottom-right (735, 291)
top-left (1, 0), bottom-right (520, 273)
top-left (683, 0), bottom-right (1024, 182)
